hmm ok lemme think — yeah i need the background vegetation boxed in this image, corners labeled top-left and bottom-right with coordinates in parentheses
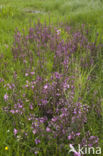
top-left (0, 0), bottom-right (103, 155)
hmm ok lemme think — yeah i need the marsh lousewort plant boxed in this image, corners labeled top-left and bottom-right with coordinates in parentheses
top-left (2, 22), bottom-right (102, 155)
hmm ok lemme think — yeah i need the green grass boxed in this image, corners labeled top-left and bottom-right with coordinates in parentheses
top-left (0, 0), bottom-right (103, 46)
top-left (0, 0), bottom-right (103, 155)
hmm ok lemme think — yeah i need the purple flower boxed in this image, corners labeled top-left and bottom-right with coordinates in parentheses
top-left (33, 129), bottom-right (37, 134)
top-left (44, 84), bottom-right (48, 89)
top-left (30, 72), bottom-right (35, 75)
top-left (68, 135), bottom-right (72, 140)
top-left (46, 127), bottom-right (51, 132)
top-left (51, 117), bottom-right (57, 122)
top-left (35, 138), bottom-right (40, 145)
top-left (4, 22), bottom-right (100, 155)
top-left (14, 128), bottom-right (18, 136)
top-left (88, 144), bottom-right (92, 147)
top-left (24, 133), bottom-right (28, 136)
top-left (76, 133), bottom-right (80, 136)
top-left (4, 93), bottom-right (8, 101)
top-left (41, 99), bottom-right (48, 105)
top-left (56, 29), bottom-right (61, 35)
top-left (25, 73), bottom-right (29, 76)
top-left (29, 104), bottom-right (33, 110)
top-left (54, 72), bottom-right (61, 79)
top-left (34, 151), bottom-right (38, 155)
top-left (10, 110), bottom-right (15, 114)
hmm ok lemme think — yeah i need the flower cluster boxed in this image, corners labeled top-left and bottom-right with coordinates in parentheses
top-left (2, 22), bottom-right (101, 155)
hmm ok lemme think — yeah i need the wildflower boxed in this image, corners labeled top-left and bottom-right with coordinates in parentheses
top-left (33, 129), bottom-right (37, 135)
top-left (46, 127), bottom-right (51, 132)
top-left (88, 144), bottom-right (92, 147)
top-left (5, 146), bottom-right (8, 150)
top-left (35, 138), bottom-right (40, 145)
top-left (68, 135), bottom-right (72, 140)
top-left (4, 93), bottom-right (8, 101)
top-left (31, 85), bottom-right (34, 89)
top-left (25, 85), bottom-right (29, 88)
top-left (41, 99), bottom-right (48, 105)
top-left (35, 151), bottom-right (39, 155)
top-left (52, 117), bottom-right (57, 122)
top-left (76, 133), bottom-right (80, 136)
top-left (24, 133), bottom-right (28, 136)
top-left (29, 104), bottom-right (33, 110)
top-left (14, 128), bottom-right (18, 136)
top-left (25, 73), bottom-right (29, 76)
top-left (30, 72), bottom-right (35, 75)
top-left (44, 84), bottom-right (48, 89)
top-left (23, 60), bottom-right (27, 63)
top-left (56, 29), bottom-right (61, 35)
top-left (55, 72), bottom-right (61, 79)
top-left (63, 83), bottom-right (70, 91)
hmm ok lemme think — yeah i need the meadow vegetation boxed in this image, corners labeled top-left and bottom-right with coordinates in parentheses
top-left (0, 0), bottom-right (103, 155)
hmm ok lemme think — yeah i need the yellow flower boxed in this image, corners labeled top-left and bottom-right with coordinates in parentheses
top-left (5, 146), bottom-right (8, 150)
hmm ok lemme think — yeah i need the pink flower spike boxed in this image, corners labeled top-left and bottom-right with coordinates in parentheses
top-left (10, 110), bottom-right (15, 114)
top-left (25, 73), bottom-right (29, 76)
top-left (56, 29), bottom-right (61, 35)
top-left (32, 129), bottom-right (37, 134)
top-left (30, 72), bottom-right (35, 75)
top-left (4, 93), bottom-right (8, 101)
top-left (46, 127), bottom-right (51, 132)
top-left (76, 133), bottom-right (80, 136)
top-left (44, 85), bottom-right (48, 89)
top-left (14, 128), bottom-right (18, 136)
top-left (68, 135), bottom-right (72, 140)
